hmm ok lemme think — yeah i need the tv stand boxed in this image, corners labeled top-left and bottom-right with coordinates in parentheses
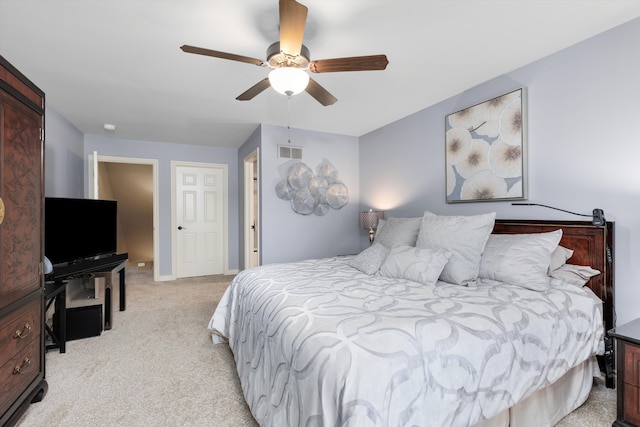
top-left (47, 254), bottom-right (128, 350)
top-left (52, 254), bottom-right (128, 308)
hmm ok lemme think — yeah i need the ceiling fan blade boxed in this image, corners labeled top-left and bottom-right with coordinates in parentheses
top-left (309, 55), bottom-right (389, 73)
top-left (279, 0), bottom-right (308, 56)
top-left (305, 78), bottom-right (337, 106)
top-left (236, 78), bottom-right (271, 101)
top-left (180, 45), bottom-right (264, 66)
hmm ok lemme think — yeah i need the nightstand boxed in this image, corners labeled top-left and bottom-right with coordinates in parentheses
top-left (610, 318), bottom-right (640, 426)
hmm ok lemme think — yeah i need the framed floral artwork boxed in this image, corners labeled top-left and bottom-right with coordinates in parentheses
top-left (445, 88), bottom-right (527, 203)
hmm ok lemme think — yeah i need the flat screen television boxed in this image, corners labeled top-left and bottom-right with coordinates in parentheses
top-left (45, 197), bottom-right (118, 266)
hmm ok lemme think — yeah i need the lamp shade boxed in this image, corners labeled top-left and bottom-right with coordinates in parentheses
top-left (360, 210), bottom-right (384, 229)
top-left (268, 67), bottom-right (310, 96)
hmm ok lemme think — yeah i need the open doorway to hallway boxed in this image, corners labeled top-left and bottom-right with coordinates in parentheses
top-left (89, 155), bottom-right (159, 281)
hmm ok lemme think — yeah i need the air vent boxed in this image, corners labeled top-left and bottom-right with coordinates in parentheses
top-left (278, 145), bottom-right (303, 159)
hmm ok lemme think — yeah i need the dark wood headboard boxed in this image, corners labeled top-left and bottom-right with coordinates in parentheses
top-left (492, 219), bottom-right (615, 387)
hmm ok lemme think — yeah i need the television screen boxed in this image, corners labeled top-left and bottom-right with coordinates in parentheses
top-left (45, 197), bottom-right (118, 266)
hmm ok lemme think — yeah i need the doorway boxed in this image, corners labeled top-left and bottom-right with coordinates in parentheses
top-left (171, 161), bottom-right (228, 279)
top-left (244, 149), bottom-right (260, 269)
top-left (88, 155), bottom-right (160, 281)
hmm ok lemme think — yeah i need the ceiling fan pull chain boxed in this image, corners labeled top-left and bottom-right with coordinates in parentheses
top-left (287, 95), bottom-right (292, 143)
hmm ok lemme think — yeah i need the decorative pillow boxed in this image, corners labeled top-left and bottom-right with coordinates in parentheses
top-left (549, 245), bottom-right (574, 273)
top-left (374, 216), bottom-right (421, 249)
top-left (416, 211), bottom-right (496, 285)
top-left (348, 243), bottom-right (390, 275)
top-left (478, 230), bottom-right (563, 291)
top-left (551, 264), bottom-right (601, 287)
top-left (379, 245), bottom-right (452, 286)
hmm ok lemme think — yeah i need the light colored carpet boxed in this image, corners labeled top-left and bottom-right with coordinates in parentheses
top-left (17, 270), bottom-right (615, 426)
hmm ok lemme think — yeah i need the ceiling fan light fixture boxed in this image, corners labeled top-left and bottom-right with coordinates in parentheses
top-left (269, 67), bottom-right (309, 96)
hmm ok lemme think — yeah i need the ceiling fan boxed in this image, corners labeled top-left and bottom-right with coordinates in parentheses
top-left (180, 0), bottom-right (389, 106)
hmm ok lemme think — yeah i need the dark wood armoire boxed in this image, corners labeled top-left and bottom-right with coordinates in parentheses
top-left (0, 55), bottom-right (47, 426)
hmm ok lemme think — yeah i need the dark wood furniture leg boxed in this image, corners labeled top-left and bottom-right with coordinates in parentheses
top-left (119, 267), bottom-right (126, 311)
top-left (44, 281), bottom-right (67, 353)
top-left (55, 285), bottom-right (66, 353)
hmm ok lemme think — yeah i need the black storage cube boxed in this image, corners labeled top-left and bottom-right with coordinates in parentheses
top-left (63, 305), bottom-right (103, 341)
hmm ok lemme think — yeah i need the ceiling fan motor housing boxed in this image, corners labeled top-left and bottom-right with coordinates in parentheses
top-left (267, 42), bottom-right (310, 69)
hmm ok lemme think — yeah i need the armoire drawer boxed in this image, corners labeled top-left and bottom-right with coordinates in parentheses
top-left (0, 297), bottom-right (41, 358)
top-left (0, 337), bottom-right (40, 417)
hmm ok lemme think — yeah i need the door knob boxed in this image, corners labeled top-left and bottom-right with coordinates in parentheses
top-left (178, 226), bottom-right (187, 230)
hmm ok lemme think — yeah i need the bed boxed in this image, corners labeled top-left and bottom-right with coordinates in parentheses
top-left (209, 215), bottom-right (615, 427)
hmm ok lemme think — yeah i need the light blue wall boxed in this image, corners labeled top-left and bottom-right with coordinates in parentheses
top-left (260, 124), bottom-right (360, 264)
top-left (44, 106), bottom-right (84, 197)
top-left (84, 135), bottom-right (240, 277)
top-left (360, 17), bottom-right (640, 325)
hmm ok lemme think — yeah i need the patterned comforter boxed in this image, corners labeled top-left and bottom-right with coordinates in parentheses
top-left (208, 256), bottom-right (604, 427)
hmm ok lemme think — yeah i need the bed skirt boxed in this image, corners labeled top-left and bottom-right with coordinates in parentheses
top-left (475, 357), bottom-right (597, 427)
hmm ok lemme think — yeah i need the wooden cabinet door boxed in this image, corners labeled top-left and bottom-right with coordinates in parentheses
top-left (0, 89), bottom-right (43, 309)
top-left (0, 54), bottom-right (46, 427)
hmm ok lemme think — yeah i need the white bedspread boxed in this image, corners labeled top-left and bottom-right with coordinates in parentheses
top-left (208, 257), bottom-right (604, 427)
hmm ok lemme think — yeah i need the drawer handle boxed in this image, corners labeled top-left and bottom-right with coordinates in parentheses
top-left (13, 357), bottom-right (31, 375)
top-left (14, 323), bottom-right (32, 339)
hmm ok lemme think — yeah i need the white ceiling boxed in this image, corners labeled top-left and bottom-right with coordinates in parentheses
top-left (2, 0), bottom-right (640, 149)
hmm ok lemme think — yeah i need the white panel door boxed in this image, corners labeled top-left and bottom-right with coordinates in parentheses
top-left (176, 165), bottom-right (224, 278)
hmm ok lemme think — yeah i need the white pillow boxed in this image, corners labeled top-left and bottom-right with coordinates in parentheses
top-left (548, 245), bottom-right (574, 273)
top-left (416, 211), bottom-right (496, 285)
top-left (374, 217), bottom-right (421, 249)
top-left (379, 245), bottom-right (452, 286)
top-left (551, 264), bottom-right (601, 287)
top-left (348, 243), bottom-right (389, 275)
top-left (478, 230), bottom-right (562, 291)
top-left (375, 218), bottom-right (386, 238)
